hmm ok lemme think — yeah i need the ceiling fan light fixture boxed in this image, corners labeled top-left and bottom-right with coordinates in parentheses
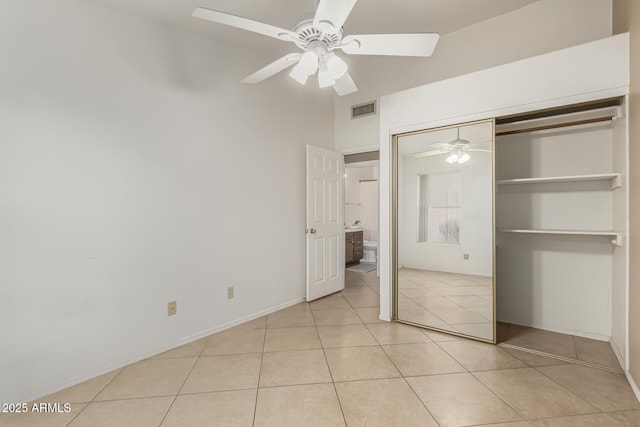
top-left (325, 52), bottom-right (348, 80)
top-left (318, 63), bottom-right (336, 88)
top-left (289, 51), bottom-right (319, 85)
top-left (193, 3), bottom-right (440, 96)
top-left (445, 150), bottom-right (471, 164)
top-left (290, 65), bottom-right (310, 85)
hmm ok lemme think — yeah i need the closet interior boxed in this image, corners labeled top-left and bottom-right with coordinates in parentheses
top-left (494, 98), bottom-right (628, 372)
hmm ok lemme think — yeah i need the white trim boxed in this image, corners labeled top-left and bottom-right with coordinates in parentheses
top-left (19, 297), bottom-right (305, 403)
top-left (341, 144), bottom-right (380, 155)
top-left (623, 97), bottom-right (631, 371)
top-left (498, 319), bottom-right (610, 342)
top-left (611, 336), bottom-right (627, 371)
top-left (379, 313), bottom-right (392, 322)
top-left (627, 371), bottom-right (640, 402)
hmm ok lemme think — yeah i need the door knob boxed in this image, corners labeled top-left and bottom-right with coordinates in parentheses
top-left (308, 228), bottom-right (317, 234)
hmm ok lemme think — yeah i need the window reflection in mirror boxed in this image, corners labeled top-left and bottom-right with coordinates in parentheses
top-left (418, 172), bottom-right (461, 244)
top-left (394, 119), bottom-right (495, 342)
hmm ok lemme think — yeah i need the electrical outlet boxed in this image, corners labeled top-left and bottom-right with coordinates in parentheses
top-left (227, 286), bottom-right (234, 299)
top-left (167, 301), bottom-right (177, 316)
top-left (463, 253), bottom-right (470, 260)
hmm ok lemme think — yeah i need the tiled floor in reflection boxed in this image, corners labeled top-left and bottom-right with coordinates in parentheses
top-left (397, 268), bottom-right (494, 341)
top-left (3, 270), bottom-right (639, 427)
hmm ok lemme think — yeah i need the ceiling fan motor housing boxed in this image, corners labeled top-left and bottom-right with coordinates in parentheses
top-left (293, 19), bottom-right (343, 50)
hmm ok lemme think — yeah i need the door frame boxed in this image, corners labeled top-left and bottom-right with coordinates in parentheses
top-left (343, 157), bottom-right (381, 277)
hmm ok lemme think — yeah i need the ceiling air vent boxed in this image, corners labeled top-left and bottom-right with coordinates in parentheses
top-left (351, 101), bottom-right (376, 119)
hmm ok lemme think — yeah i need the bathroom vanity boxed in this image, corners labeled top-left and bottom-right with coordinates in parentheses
top-left (345, 230), bottom-right (363, 265)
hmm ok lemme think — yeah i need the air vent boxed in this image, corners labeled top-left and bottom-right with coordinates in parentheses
top-left (351, 101), bottom-right (376, 119)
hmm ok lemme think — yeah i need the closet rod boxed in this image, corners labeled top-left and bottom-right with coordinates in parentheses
top-left (495, 115), bottom-right (615, 137)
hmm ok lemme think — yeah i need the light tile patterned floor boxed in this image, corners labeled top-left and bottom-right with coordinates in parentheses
top-left (397, 269), bottom-right (494, 341)
top-left (501, 323), bottom-right (623, 370)
top-left (2, 270), bottom-right (639, 426)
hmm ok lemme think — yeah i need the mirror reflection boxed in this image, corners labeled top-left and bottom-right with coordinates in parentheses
top-left (395, 120), bottom-right (495, 342)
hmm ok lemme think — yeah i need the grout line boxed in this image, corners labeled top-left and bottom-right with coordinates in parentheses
top-left (79, 393), bottom-right (180, 404)
top-left (311, 296), bottom-right (349, 427)
top-left (498, 343), bottom-right (625, 374)
top-left (532, 366), bottom-right (605, 412)
top-left (402, 378), bottom-right (442, 426)
top-left (64, 365), bottom-right (127, 425)
top-left (157, 355), bottom-right (200, 426)
top-left (378, 335), bottom-right (442, 425)
top-left (467, 370), bottom-right (526, 421)
top-left (88, 367), bottom-right (126, 403)
top-left (251, 326), bottom-right (268, 426)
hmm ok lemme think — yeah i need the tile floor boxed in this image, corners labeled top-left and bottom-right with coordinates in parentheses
top-left (397, 268), bottom-right (622, 371)
top-left (500, 323), bottom-right (622, 371)
top-left (2, 270), bottom-right (639, 427)
top-left (397, 268), bottom-right (494, 340)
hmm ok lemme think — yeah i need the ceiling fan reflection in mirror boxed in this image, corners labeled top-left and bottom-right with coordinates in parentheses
top-left (192, 0), bottom-right (439, 96)
top-left (413, 128), bottom-right (491, 164)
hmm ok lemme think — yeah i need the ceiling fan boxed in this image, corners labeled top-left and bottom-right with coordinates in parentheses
top-left (193, 0), bottom-right (440, 96)
top-left (413, 128), bottom-right (491, 164)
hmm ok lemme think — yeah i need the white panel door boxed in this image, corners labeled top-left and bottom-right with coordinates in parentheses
top-left (306, 145), bottom-right (344, 301)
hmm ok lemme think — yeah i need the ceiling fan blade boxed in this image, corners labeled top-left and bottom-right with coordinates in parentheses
top-left (467, 139), bottom-right (492, 148)
top-left (333, 71), bottom-right (358, 96)
top-left (466, 149), bottom-right (492, 153)
top-left (428, 142), bottom-right (450, 149)
top-left (341, 33), bottom-right (440, 56)
top-left (193, 8), bottom-right (300, 42)
top-left (314, 0), bottom-right (358, 33)
top-left (413, 150), bottom-right (447, 158)
top-left (241, 53), bottom-right (302, 84)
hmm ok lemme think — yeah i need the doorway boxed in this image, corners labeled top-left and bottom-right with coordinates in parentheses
top-left (344, 152), bottom-right (380, 296)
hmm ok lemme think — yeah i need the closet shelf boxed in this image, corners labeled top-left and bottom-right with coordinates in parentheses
top-left (498, 228), bottom-right (623, 246)
top-left (496, 173), bottom-right (621, 190)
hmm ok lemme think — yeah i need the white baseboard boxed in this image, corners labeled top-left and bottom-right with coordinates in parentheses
top-left (627, 370), bottom-right (640, 403)
top-left (24, 297), bottom-right (305, 403)
top-left (497, 317), bottom-right (610, 342)
top-left (379, 313), bottom-right (391, 322)
top-left (610, 336), bottom-right (627, 371)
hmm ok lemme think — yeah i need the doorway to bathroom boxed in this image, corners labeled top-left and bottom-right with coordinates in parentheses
top-left (344, 151), bottom-right (379, 278)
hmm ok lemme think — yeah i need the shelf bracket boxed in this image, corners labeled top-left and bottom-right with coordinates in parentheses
top-left (612, 234), bottom-right (623, 247)
top-left (611, 174), bottom-right (622, 190)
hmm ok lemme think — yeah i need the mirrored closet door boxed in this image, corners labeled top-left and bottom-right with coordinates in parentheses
top-left (393, 119), bottom-right (496, 343)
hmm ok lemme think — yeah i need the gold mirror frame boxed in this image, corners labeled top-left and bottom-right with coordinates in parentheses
top-left (391, 119), bottom-right (496, 344)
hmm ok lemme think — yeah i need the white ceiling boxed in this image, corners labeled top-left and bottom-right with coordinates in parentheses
top-left (83, 0), bottom-right (539, 57)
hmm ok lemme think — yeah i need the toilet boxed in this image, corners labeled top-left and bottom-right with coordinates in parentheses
top-left (362, 240), bottom-right (378, 263)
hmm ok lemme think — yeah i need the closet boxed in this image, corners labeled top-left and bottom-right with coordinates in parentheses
top-left (494, 98), bottom-right (628, 369)
top-left (381, 33), bottom-right (629, 371)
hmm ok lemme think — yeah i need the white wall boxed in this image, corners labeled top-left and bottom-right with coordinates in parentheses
top-left (345, 165), bottom-right (377, 232)
top-left (335, 0), bottom-right (613, 154)
top-left (0, 0), bottom-right (334, 403)
top-left (398, 151), bottom-right (493, 277)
